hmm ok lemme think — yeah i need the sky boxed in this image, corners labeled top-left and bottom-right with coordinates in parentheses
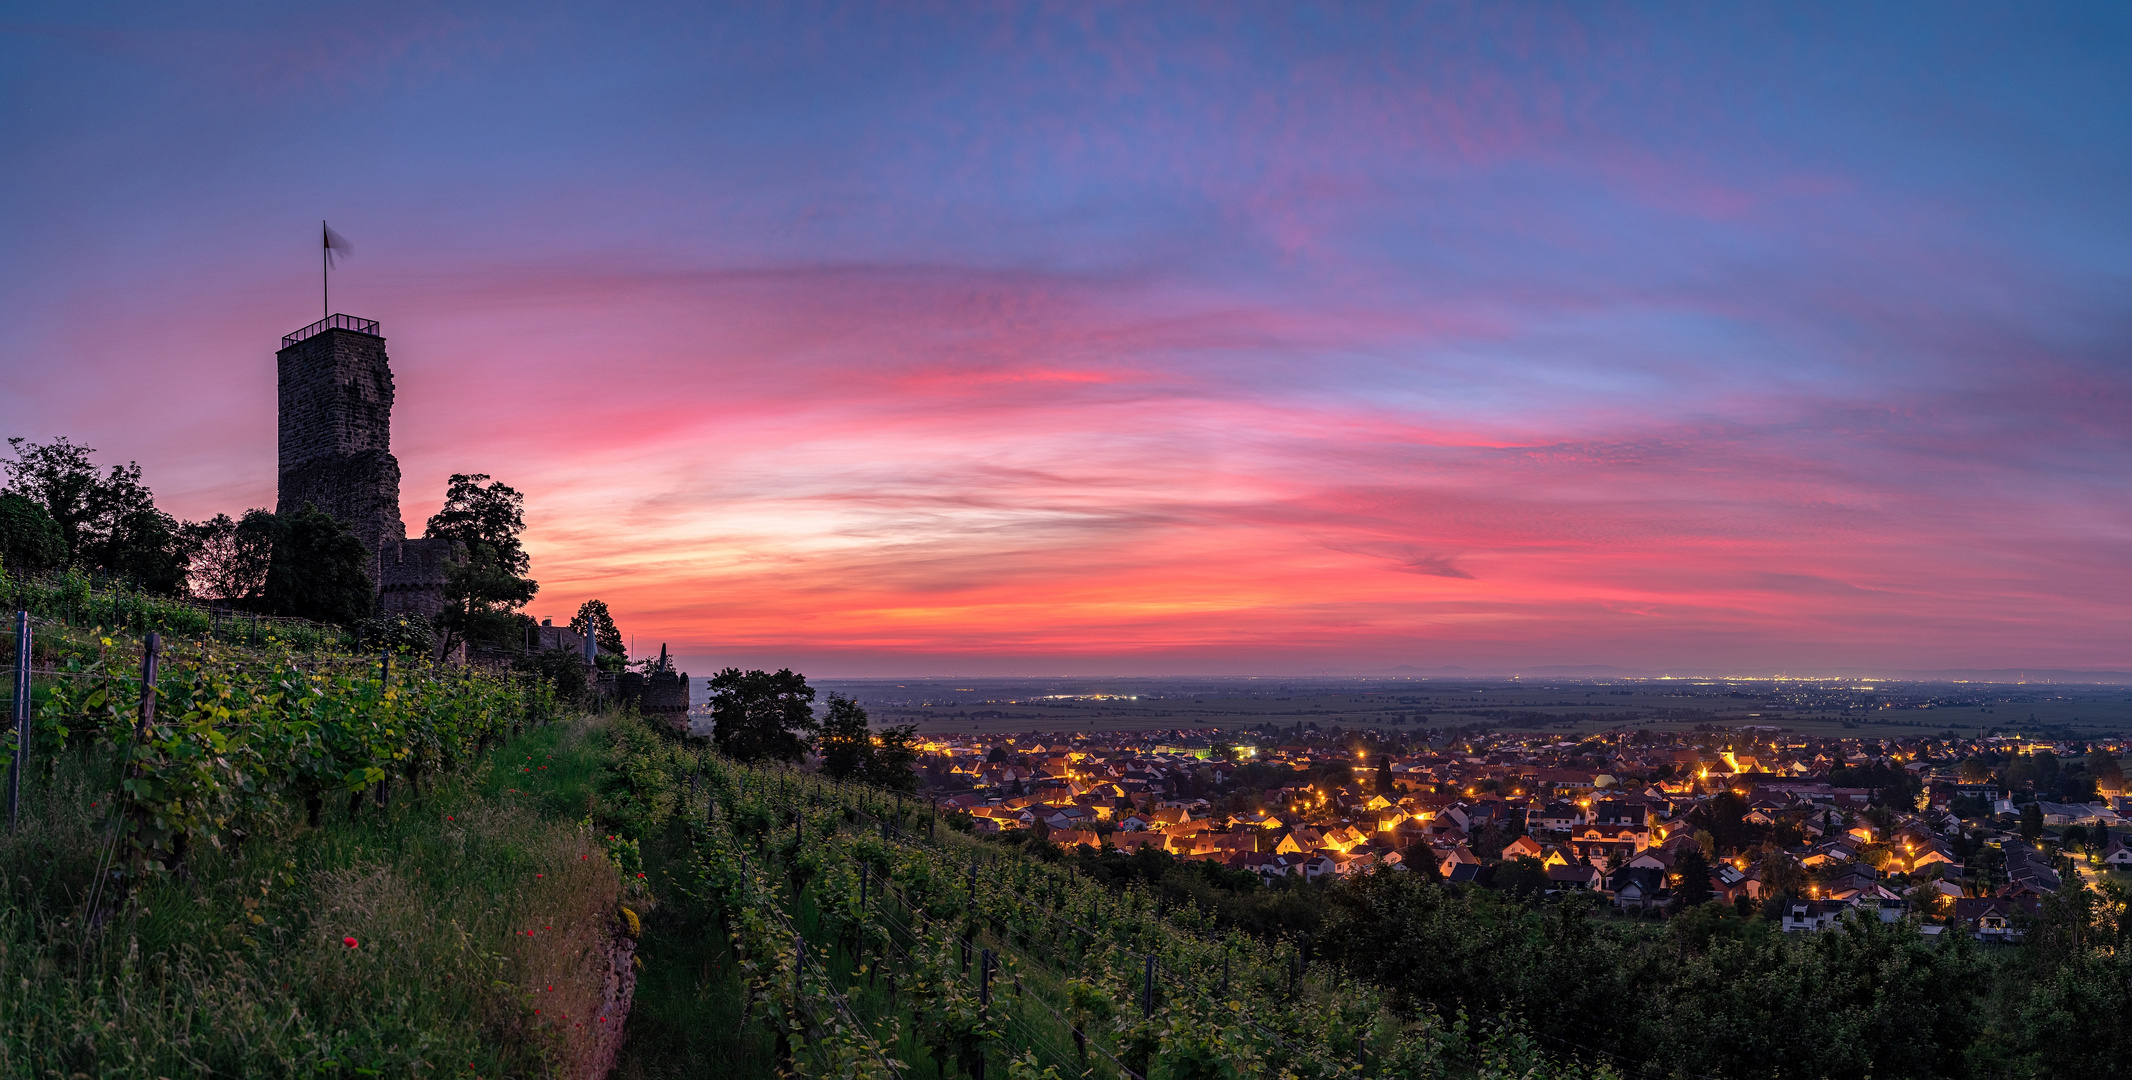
top-left (3, 2), bottom-right (2130, 677)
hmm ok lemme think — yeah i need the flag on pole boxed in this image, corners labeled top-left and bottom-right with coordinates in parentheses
top-left (324, 223), bottom-right (353, 268)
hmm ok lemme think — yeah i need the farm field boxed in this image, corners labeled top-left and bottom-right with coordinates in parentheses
top-left (777, 677), bottom-right (2132, 740)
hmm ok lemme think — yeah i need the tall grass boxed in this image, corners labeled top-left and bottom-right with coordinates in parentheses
top-left (0, 718), bottom-right (631, 1079)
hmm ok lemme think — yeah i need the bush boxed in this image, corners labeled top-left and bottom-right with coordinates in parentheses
top-left (357, 612), bottom-right (436, 656)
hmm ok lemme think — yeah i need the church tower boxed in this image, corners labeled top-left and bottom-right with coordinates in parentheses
top-left (275, 313), bottom-right (407, 555)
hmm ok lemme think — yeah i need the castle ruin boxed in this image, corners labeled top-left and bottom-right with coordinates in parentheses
top-left (276, 313), bottom-right (455, 617)
top-left (617, 644), bottom-right (691, 732)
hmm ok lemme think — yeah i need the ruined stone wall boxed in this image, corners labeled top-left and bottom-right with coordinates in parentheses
top-left (276, 326), bottom-right (407, 557)
top-left (377, 537), bottom-right (460, 619)
top-left (642, 672), bottom-right (692, 733)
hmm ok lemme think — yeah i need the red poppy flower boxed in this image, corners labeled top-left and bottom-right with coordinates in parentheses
top-left (343, 936), bottom-right (359, 948)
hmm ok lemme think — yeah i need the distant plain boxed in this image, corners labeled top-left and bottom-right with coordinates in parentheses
top-left (735, 677), bottom-right (2132, 741)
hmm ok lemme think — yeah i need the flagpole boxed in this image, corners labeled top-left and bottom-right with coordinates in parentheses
top-left (322, 220), bottom-right (329, 319)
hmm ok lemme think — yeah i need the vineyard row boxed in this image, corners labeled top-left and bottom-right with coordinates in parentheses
top-left (646, 746), bottom-right (1622, 1080)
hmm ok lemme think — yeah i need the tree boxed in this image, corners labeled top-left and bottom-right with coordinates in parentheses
top-left (1376, 754), bottom-right (1394, 795)
top-left (817, 693), bottom-right (920, 791)
top-left (0, 492), bottom-right (65, 572)
top-left (1688, 788), bottom-right (1756, 853)
top-left (1669, 848), bottom-right (1714, 913)
top-left (530, 646), bottom-right (589, 705)
top-left (425, 474), bottom-right (538, 654)
top-left (817, 694), bottom-right (875, 782)
top-left (2006, 752), bottom-right (2060, 797)
top-left (83, 460), bottom-right (190, 593)
top-left (1493, 855), bottom-right (1550, 899)
top-left (263, 504), bottom-right (374, 625)
top-left (569, 599), bottom-right (625, 656)
top-left (2088, 750), bottom-right (2124, 797)
top-left (708, 667), bottom-right (818, 763)
top-left (2020, 801), bottom-right (2044, 841)
top-left (869, 723), bottom-right (920, 791)
top-left (3, 436), bottom-right (104, 558)
top-left (1759, 850), bottom-right (1808, 903)
top-left (1959, 756), bottom-right (1991, 784)
top-left (182, 509), bottom-right (277, 603)
top-left (3, 437), bottom-right (192, 591)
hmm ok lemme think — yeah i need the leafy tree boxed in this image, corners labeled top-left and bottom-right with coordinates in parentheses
top-left (424, 473), bottom-right (538, 654)
top-left (1959, 755), bottom-right (1992, 783)
top-left (2063, 770), bottom-right (2100, 803)
top-left (263, 504), bottom-right (374, 624)
top-left (707, 667), bottom-right (818, 763)
top-left (0, 492), bottom-right (65, 571)
top-left (1492, 855), bottom-right (1550, 899)
top-left (2005, 751), bottom-right (2060, 796)
top-left (2087, 749), bottom-right (2123, 793)
top-left (1669, 848), bottom-right (1715, 912)
top-left (1904, 882), bottom-right (1950, 918)
top-left (182, 509), bottom-right (277, 604)
top-left (816, 693), bottom-right (921, 791)
top-left (1376, 754), bottom-right (1394, 795)
top-left (1687, 788), bottom-right (1758, 853)
top-left (3, 436), bottom-right (105, 558)
top-left (84, 464), bottom-right (189, 593)
top-left (1759, 887), bottom-right (1795, 921)
top-left (528, 646), bottom-right (589, 704)
top-left (1759, 850), bottom-right (1808, 902)
top-left (1667, 900), bottom-right (1752, 954)
top-left (817, 693), bottom-right (875, 782)
top-left (2020, 801), bottom-right (2045, 840)
top-left (869, 723), bottom-right (920, 791)
top-left (569, 598), bottom-right (625, 655)
top-left (4, 436), bottom-right (195, 592)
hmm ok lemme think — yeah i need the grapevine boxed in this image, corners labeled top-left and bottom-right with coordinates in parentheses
top-left (668, 753), bottom-right (1622, 1080)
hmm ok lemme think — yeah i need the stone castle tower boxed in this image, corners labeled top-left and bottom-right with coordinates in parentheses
top-left (276, 315), bottom-right (406, 553)
top-left (277, 313), bottom-right (455, 618)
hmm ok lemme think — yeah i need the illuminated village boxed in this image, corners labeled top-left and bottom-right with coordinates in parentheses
top-left (905, 724), bottom-right (2131, 938)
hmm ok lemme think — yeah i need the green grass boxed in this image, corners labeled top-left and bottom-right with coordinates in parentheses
top-left (0, 717), bottom-right (629, 1079)
top-left (610, 816), bottom-right (773, 1080)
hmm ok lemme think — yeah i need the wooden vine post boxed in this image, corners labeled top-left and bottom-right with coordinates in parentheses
top-left (7, 611), bottom-right (28, 831)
